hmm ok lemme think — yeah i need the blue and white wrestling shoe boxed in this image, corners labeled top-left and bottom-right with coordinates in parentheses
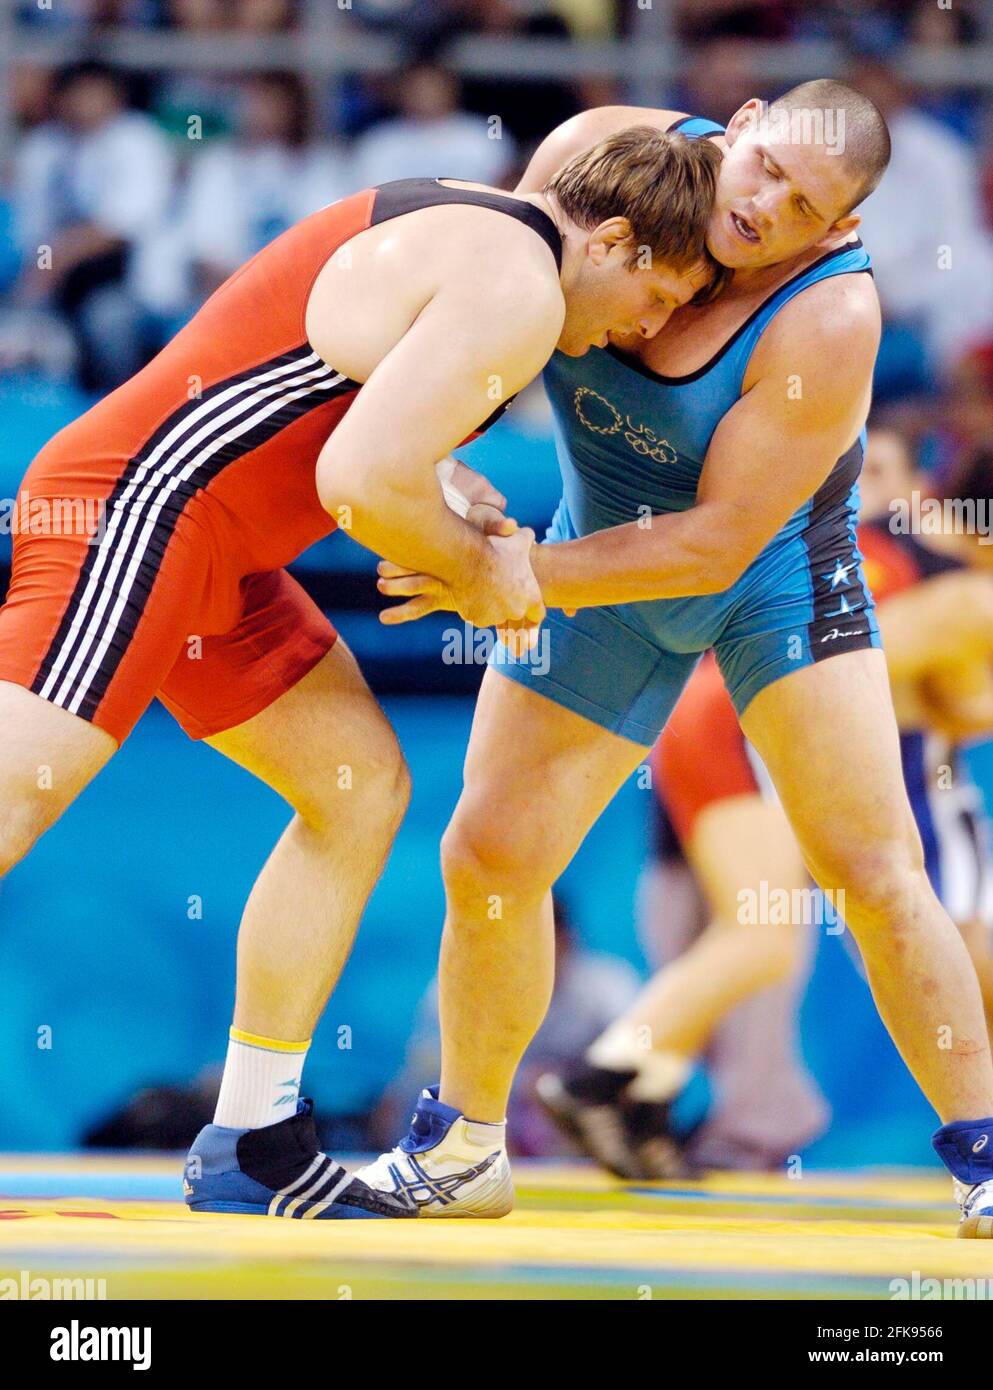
top-left (184, 1099), bottom-right (416, 1219)
top-left (356, 1087), bottom-right (514, 1218)
top-left (932, 1117), bottom-right (993, 1238)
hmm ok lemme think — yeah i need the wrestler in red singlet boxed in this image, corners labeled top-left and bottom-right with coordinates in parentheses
top-left (0, 182), bottom-right (557, 742)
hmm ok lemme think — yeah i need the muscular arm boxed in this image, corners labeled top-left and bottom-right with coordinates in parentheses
top-left (316, 271), bottom-right (562, 618)
top-left (516, 106), bottom-right (686, 194)
top-left (531, 277), bottom-right (881, 609)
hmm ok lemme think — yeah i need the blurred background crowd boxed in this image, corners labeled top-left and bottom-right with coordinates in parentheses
top-left (1, 0), bottom-right (993, 1170)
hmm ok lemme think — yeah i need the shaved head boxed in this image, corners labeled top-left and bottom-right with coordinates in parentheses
top-left (767, 79), bottom-right (891, 215)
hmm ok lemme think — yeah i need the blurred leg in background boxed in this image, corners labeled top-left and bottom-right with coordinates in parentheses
top-left (741, 650), bottom-right (993, 1125)
top-left (539, 653), bottom-right (827, 1178)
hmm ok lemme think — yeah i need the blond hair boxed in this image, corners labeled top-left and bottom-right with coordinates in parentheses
top-left (546, 125), bottom-right (729, 301)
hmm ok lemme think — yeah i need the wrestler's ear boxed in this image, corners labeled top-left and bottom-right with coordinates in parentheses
top-left (588, 216), bottom-right (633, 265)
top-left (811, 209), bottom-right (861, 253)
top-left (725, 98), bottom-right (763, 146)
top-left (830, 211), bottom-right (861, 240)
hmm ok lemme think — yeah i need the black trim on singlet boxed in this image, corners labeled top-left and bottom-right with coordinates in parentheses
top-left (370, 179), bottom-right (563, 272)
top-left (605, 242), bottom-right (871, 389)
top-left (801, 438), bottom-right (876, 660)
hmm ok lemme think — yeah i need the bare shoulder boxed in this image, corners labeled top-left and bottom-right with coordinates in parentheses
top-left (554, 105), bottom-right (685, 145)
top-left (355, 194), bottom-right (564, 319)
top-left (307, 194), bottom-right (563, 382)
top-left (434, 203), bottom-right (565, 313)
top-left (516, 105), bottom-right (687, 191)
top-left (785, 270), bottom-right (879, 339)
top-left (755, 270), bottom-right (881, 379)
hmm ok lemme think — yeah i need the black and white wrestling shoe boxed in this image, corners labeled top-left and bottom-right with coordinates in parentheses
top-left (184, 1099), bottom-right (416, 1219)
top-left (536, 1063), bottom-right (688, 1181)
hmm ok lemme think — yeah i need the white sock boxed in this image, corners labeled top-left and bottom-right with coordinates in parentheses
top-left (587, 1024), bottom-right (692, 1102)
top-left (213, 1027), bottom-right (311, 1130)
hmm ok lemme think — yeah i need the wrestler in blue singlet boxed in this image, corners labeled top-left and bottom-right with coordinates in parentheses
top-left (492, 115), bottom-right (881, 744)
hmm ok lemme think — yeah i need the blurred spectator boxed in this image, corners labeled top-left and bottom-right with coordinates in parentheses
top-left (982, 159), bottom-right (993, 237)
top-left (233, 0), bottom-right (299, 30)
top-left (853, 56), bottom-right (993, 390)
top-left (377, 896), bottom-right (641, 1158)
top-left (943, 450), bottom-right (993, 572)
top-left (454, 0), bottom-right (582, 148)
top-left (348, 0), bottom-right (462, 48)
top-left (152, 1), bottom-right (247, 141)
top-left (9, 61), bottom-right (174, 390)
top-left (178, 72), bottom-right (348, 300)
top-left (24, 0), bottom-right (304, 26)
top-left (452, 0), bottom-right (617, 43)
top-left (352, 64), bottom-right (516, 188)
top-left (0, 69), bottom-right (54, 307)
top-left (15, 0), bottom-right (166, 26)
top-left (9, 65), bottom-right (57, 130)
top-left (908, 0), bottom-right (985, 142)
top-left (678, 37), bottom-right (770, 129)
top-left (16, 0), bottom-right (129, 26)
top-left (942, 346), bottom-right (993, 466)
top-left (93, 0), bottom-right (161, 22)
top-left (793, 0), bottom-right (903, 50)
top-left (550, 0), bottom-right (617, 42)
top-left (166, 0), bottom-right (227, 26)
top-left (674, 0), bottom-right (797, 42)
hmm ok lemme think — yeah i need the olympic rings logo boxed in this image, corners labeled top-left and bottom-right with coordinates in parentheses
top-left (573, 388), bottom-right (678, 465)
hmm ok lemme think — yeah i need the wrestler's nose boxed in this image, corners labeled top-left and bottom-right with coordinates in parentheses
top-left (637, 305), bottom-right (673, 339)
